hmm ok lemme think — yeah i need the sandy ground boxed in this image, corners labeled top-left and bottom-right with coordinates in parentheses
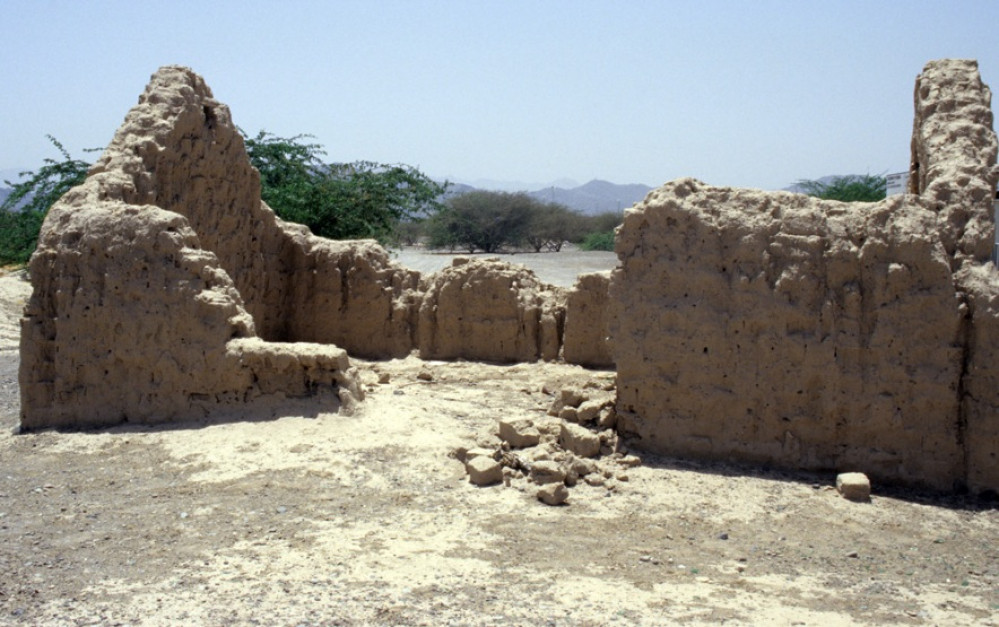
top-left (1, 270), bottom-right (997, 626)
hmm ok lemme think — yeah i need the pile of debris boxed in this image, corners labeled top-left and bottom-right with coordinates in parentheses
top-left (456, 382), bottom-right (642, 505)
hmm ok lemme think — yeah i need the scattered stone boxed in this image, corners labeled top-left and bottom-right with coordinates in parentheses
top-left (836, 472), bottom-right (871, 502)
top-left (618, 454), bottom-right (642, 468)
top-left (574, 400), bottom-right (602, 424)
top-left (846, 551), bottom-right (859, 559)
top-left (558, 406), bottom-right (579, 423)
top-left (718, 532), bottom-right (729, 540)
top-left (466, 457), bottom-right (503, 486)
top-left (537, 482), bottom-right (569, 506)
top-left (584, 474), bottom-right (606, 487)
top-left (560, 422), bottom-right (601, 458)
top-left (616, 473), bottom-right (629, 482)
top-left (529, 460), bottom-right (566, 485)
top-left (464, 447), bottom-right (497, 462)
top-left (498, 418), bottom-right (541, 448)
top-left (596, 408), bottom-right (617, 429)
top-left (416, 370), bottom-right (434, 381)
top-left (561, 388), bottom-right (585, 408)
top-left (377, 372), bottom-right (391, 384)
top-left (570, 457), bottom-right (598, 477)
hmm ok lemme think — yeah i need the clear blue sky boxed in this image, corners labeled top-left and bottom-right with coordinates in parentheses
top-left (2, 1), bottom-right (998, 191)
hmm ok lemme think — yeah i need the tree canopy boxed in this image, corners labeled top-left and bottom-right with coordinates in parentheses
top-left (797, 174), bottom-right (886, 202)
top-left (0, 136), bottom-right (93, 264)
top-left (242, 131), bottom-right (449, 241)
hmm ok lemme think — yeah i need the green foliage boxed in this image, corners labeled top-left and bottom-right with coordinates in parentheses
top-left (797, 174), bottom-right (886, 202)
top-left (524, 202), bottom-right (581, 252)
top-left (0, 136), bottom-right (93, 265)
top-left (242, 130), bottom-right (448, 241)
top-left (426, 190), bottom-right (536, 253)
top-left (579, 230), bottom-right (616, 251)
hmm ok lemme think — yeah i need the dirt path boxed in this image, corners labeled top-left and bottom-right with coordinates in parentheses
top-left (0, 273), bottom-right (996, 626)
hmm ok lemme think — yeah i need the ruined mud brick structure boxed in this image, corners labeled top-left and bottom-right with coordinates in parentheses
top-left (19, 66), bottom-right (597, 429)
top-left (19, 60), bottom-right (998, 494)
top-left (611, 59), bottom-right (999, 493)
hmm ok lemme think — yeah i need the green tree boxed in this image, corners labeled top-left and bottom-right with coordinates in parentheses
top-left (242, 130), bottom-right (448, 241)
top-left (0, 136), bottom-right (94, 265)
top-left (426, 190), bottom-right (534, 253)
top-left (797, 174), bottom-right (886, 202)
top-left (524, 202), bottom-right (581, 252)
top-left (579, 230), bottom-right (616, 251)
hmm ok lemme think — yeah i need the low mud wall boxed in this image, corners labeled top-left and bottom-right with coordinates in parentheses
top-left (610, 59), bottom-right (999, 492)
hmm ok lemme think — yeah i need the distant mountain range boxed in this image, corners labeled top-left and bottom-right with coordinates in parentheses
top-left (445, 179), bottom-right (654, 215)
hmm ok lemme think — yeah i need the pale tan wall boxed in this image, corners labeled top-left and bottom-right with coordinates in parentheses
top-left (563, 272), bottom-right (613, 368)
top-left (610, 184), bottom-right (965, 489)
top-left (19, 66), bottom-right (576, 429)
top-left (18, 67), bottom-right (367, 429)
top-left (955, 265), bottom-right (999, 493)
top-left (417, 258), bottom-right (565, 363)
top-left (609, 59), bottom-right (999, 492)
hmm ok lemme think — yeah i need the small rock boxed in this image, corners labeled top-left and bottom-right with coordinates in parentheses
top-left (530, 460), bottom-right (567, 485)
top-left (560, 388), bottom-right (586, 408)
top-left (377, 372), bottom-right (391, 384)
top-left (498, 418), bottom-right (541, 449)
top-left (416, 370), bottom-right (433, 381)
top-left (846, 551), bottom-right (859, 559)
top-left (718, 532), bottom-right (729, 540)
top-left (596, 407), bottom-right (617, 429)
top-left (618, 454), bottom-right (642, 468)
top-left (570, 457), bottom-right (598, 477)
top-left (584, 473), bottom-right (606, 487)
top-left (558, 406), bottom-right (579, 423)
top-left (576, 400), bottom-right (603, 423)
top-left (464, 447), bottom-right (497, 462)
top-left (537, 482), bottom-right (569, 506)
top-left (466, 457), bottom-right (503, 486)
top-left (560, 422), bottom-right (601, 458)
top-left (836, 472), bottom-right (871, 502)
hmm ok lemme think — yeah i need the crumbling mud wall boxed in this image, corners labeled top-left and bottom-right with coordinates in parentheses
top-left (610, 59), bottom-right (999, 492)
top-left (418, 258), bottom-right (565, 362)
top-left (20, 195), bottom-right (362, 429)
top-left (85, 66), bottom-right (420, 358)
top-left (909, 59), bottom-right (999, 266)
top-left (20, 66), bottom-right (577, 429)
top-left (954, 266), bottom-right (999, 493)
top-left (562, 272), bottom-right (613, 368)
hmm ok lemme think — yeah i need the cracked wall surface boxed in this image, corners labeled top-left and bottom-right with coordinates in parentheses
top-left (610, 59), bottom-right (999, 492)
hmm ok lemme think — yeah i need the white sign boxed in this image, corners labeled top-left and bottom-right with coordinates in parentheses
top-left (886, 171), bottom-right (908, 196)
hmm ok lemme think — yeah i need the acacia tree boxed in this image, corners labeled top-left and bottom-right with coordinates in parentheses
top-left (0, 136), bottom-right (94, 264)
top-left (524, 202), bottom-right (581, 252)
top-left (242, 131), bottom-right (448, 241)
top-left (797, 174), bottom-right (886, 202)
top-left (426, 190), bottom-right (537, 253)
